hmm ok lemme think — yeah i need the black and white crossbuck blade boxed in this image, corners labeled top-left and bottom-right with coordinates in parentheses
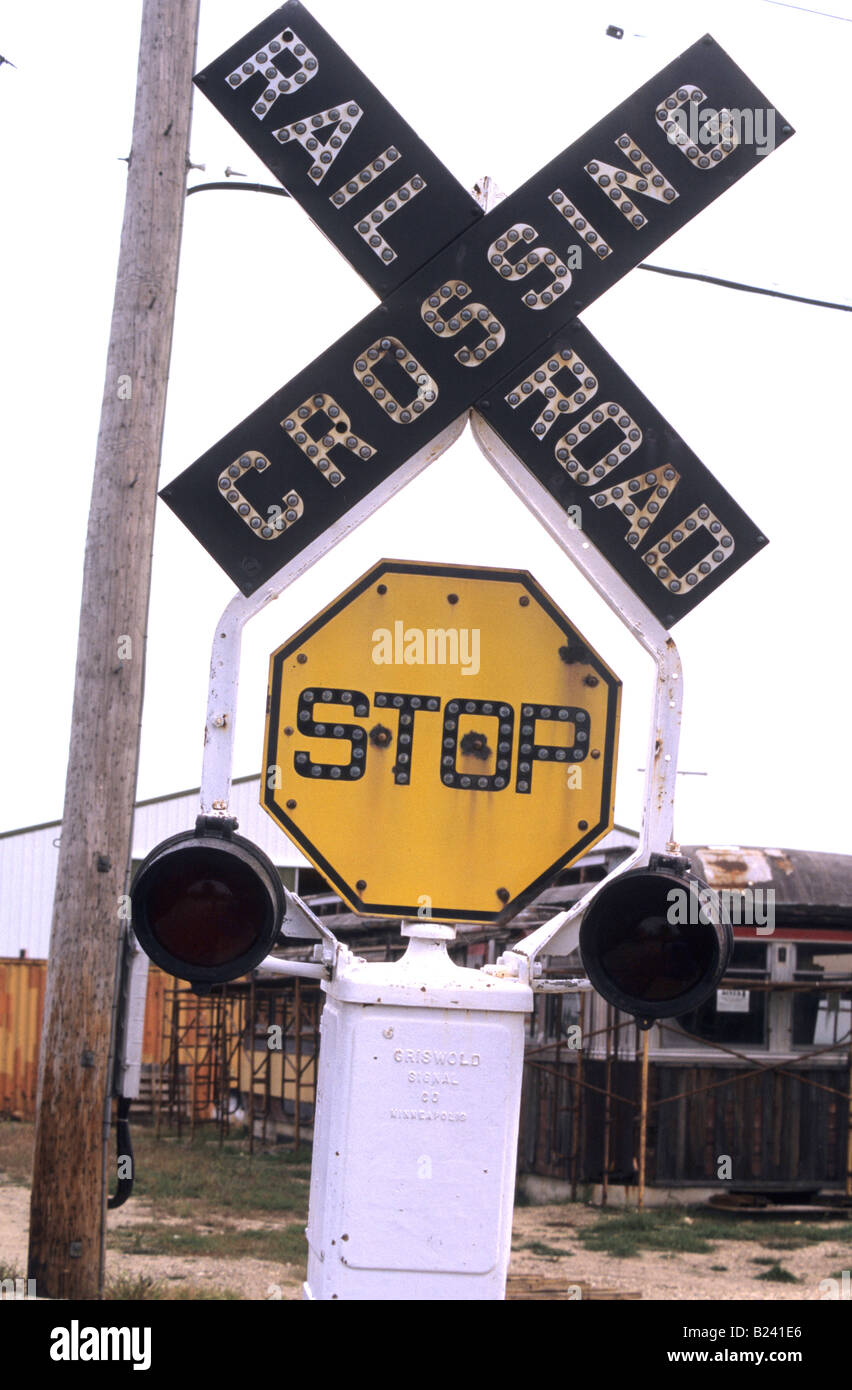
top-left (162, 1), bottom-right (792, 624)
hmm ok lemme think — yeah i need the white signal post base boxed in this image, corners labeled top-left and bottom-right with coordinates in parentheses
top-left (302, 922), bottom-right (532, 1301)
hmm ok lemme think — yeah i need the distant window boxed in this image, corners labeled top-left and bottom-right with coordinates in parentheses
top-left (792, 944), bottom-right (852, 1049)
top-left (659, 942), bottom-right (769, 1049)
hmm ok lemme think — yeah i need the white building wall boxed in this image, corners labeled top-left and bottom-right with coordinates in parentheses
top-left (0, 775), bottom-right (308, 959)
top-left (0, 822), bottom-right (63, 959)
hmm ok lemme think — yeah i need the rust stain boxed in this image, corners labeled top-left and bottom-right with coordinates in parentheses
top-left (766, 850), bottom-right (795, 876)
top-left (697, 848), bottom-right (774, 887)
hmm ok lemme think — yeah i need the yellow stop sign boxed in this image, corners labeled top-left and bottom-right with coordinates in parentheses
top-left (262, 560), bottom-right (621, 923)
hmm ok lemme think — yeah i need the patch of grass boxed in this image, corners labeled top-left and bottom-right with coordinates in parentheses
top-left (578, 1205), bottom-right (852, 1261)
top-left (1, 1119), bottom-right (315, 1219)
top-left (516, 1241), bottom-right (572, 1259)
top-left (710, 1265), bottom-right (728, 1271)
top-left (755, 1263), bottom-right (799, 1284)
top-left (105, 1273), bottom-right (240, 1300)
top-left (108, 1220), bottom-right (307, 1264)
top-left (577, 1210), bottom-right (715, 1259)
top-left (0, 1120), bottom-right (34, 1186)
top-left (691, 1212), bottom-right (852, 1250)
top-left (129, 1127), bottom-right (312, 1220)
top-left (751, 1256), bottom-right (779, 1265)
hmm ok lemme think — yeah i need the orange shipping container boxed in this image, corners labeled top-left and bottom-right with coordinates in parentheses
top-left (0, 958), bottom-right (180, 1120)
top-left (0, 958), bottom-right (47, 1119)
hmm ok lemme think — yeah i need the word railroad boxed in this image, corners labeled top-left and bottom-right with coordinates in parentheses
top-left (162, 1), bottom-right (791, 626)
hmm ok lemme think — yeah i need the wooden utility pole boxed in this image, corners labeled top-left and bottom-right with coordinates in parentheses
top-left (28, 0), bottom-right (199, 1300)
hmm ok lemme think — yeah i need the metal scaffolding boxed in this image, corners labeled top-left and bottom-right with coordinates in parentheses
top-left (152, 976), bottom-right (322, 1149)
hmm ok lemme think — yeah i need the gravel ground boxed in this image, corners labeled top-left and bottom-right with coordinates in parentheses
top-left (0, 1186), bottom-right (305, 1301)
top-left (1, 1184), bottom-right (846, 1300)
top-left (508, 1203), bottom-right (847, 1300)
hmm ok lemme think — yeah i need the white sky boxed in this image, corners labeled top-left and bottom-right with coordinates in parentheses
top-left (2, 0), bottom-right (850, 861)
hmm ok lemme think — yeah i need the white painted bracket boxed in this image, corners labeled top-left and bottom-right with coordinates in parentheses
top-left (197, 416), bottom-right (468, 959)
top-left (470, 412), bottom-right (683, 970)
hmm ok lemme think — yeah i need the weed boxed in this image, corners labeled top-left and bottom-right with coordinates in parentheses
top-left (516, 1241), bottom-right (572, 1259)
top-left (691, 1214), bottom-right (852, 1250)
top-left (129, 1128), bottom-right (312, 1220)
top-left (755, 1264), bottom-right (799, 1283)
top-left (577, 1206), bottom-right (852, 1260)
top-left (108, 1220), bottom-right (307, 1265)
top-left (105, 1273), bottom-right (240, 1300)
top-left (577, 1210), bottom-right (715, 1259)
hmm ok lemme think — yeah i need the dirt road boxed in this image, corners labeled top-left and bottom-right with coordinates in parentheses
top-left (2, 1183), bottom-right (846, 1300)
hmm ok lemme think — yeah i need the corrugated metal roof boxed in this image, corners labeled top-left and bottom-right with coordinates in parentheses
top-left (0, 775), bottom-right (308, 958)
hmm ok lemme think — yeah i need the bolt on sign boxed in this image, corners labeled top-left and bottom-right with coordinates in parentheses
top-left (262, 560), bottom-right (621, 922)
top-left (161, 1), bottom-right (792, 624)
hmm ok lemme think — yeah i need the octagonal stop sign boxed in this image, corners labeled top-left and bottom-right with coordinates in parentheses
top-left (262, 560), bottom-right (621, 922)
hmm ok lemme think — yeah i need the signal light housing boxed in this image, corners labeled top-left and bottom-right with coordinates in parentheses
top-left (130, 817), bottom-right (285, 988)
top-left (579, 853), bottom-right (732, 1027)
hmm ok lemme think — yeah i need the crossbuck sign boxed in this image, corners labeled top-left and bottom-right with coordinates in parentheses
top-left (162, 2), bottom-right (792, 626)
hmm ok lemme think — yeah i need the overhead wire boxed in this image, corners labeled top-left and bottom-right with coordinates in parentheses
top-left (186, 179), bottom-right (852, 314)
top-left (638, 262), bottom-right (851, 313)
top-left (760, 0), bottom-right (852, 20)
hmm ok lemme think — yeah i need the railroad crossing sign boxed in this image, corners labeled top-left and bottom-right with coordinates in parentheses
top-left (161, 2), bottom-right (792, 624)
top-left (262, 560), bottom-right (621, 921)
